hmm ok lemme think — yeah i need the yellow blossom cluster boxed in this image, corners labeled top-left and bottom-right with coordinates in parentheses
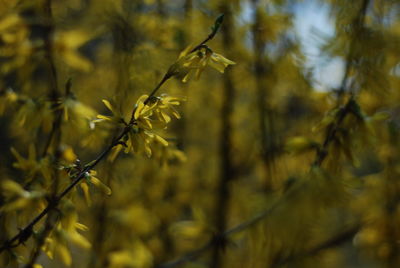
top-left (96, 94), bottom-right (185, 159)
top-left (168, 44), bottom-right (236, 82)
top-left (0, 14), bottom-right (32, 73)
top-left (42, 210), bottom-right (91, 266)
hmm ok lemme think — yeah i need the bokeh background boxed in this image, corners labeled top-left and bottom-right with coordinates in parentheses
top-left (1, 0), bottom-right (400, 267)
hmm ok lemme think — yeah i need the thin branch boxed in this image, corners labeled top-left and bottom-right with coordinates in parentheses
top-left (157, 198), bottom-right (361, 268)
top-left (313, 95), bottom-right (355, 167)
top-left (0, 14), bottom-right (224, 255)
top-left (272, 224), bottom-right (361, 267)
top-left (157, 192), bottom-right (289, 268)
top-left (190, 14), bottom-right (224, 53)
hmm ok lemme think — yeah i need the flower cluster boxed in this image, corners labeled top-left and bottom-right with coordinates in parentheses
top-left (168, 45), bottom-right (236, 82)
top-left (0, 179), bottom-right (45, 213)
top-left (96, 94), bottom-right (185, 159)
top-left (10, 145), bottom-right (52, 184)
top-left (0, 14), bottom-right (92, 73)
top-left (42, 209), bottom-right (91, 266)
top-left (0, 14), bottom-right (33, 73)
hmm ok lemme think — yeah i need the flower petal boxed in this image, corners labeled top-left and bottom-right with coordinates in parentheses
top-left (89, 176), bottom-right (112, 195)
top-left (102, 99), bottom-right (114, 113)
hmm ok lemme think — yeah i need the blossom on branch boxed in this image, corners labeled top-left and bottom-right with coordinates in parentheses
top-left (168, 45), bottom-right (236, 82)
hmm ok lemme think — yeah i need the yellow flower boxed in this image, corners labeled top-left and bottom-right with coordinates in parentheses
top-left (0, 88), bottom-right (18, 115)
top-left (0, 14), bottom-right (34, 73)
top-left (93, 99), bottom-right (126, 128)
top-left (152, 143), bottom-right (187, 166)
top-left (97, 99), bottom-right (118, 122)
top-left (53, 30), bottom-right (93, 71)
top-left (106, 94), bottom-right (182, 160)
top-left (168, 45), bottom-right (235, 82)
top-left (42, 236), bottom-right (72, 266)
top-left (42, 211), bottom-right (91, 266)
top-left (153, 94), bottom-right (185, 123)
top-left (134, 94), bottom-right (156, 130)
top-left (10, 145), bottom-right (52, 182)
top-left (15, 98), bottom-right (53, 132)
top-left (106, 94), bottom-right (182, 159)
top-left (0, 179), bottom-right (45, 212)
top-left (127, 129), bottom-right (168, 157)
top-left (208, 52), bottom-right (236, 73)
top-left (108, 241), bottom-right (153, 268)
top-left (83, 170), bottom-right (112, 195)
top-left (59, 95), bottom-right (96, 123)
top-left (61, 211), bottom-right (91, 249)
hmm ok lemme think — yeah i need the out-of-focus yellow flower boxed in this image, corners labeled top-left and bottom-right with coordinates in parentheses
top-left (15, 98), bottom-right (53, 132)
top-left (168, 45), bottom-right (236, 82)
top-left (93, 99), bottom-right (126, 128)
top-left (108, 241), bottom-right (153, 268)
top-left (1, 179), bottom-right (28, 198)
top-left (153, 145), bottom-right (187, 166)
top-left (10, 145), bottom-right (52, 182)
top-left (61, 146), bottom-right (77, 163)
top-left (0, 88), bottom-right (18, 115)
top-left (42, 237), bottom-right (71, 266)
top-left (43, 211), bottom-right (91, 265)
top-left (285, 136), bottom-right (318, 154)
top-left (53, 30), bottom-right (93, 72)
top-left (59, 95), bottom-right (96, 123)
top-left (169, 220), bottom-right (205, 240)
top-left (61, 211), bottom-right (91, 249)
top-left (126, 129), bottom-right (168, 157)
top-left (0, 179), bottom-right (45, 212)
top-left (108, 250), bottom-right (134, 268)
top-left (111, 204), bottom-right (160, 235)
top-left (0, 13), bottom-right (34, 73)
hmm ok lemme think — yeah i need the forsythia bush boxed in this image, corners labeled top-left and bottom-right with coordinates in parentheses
top-left (0, 0), bottom-right (399, 268)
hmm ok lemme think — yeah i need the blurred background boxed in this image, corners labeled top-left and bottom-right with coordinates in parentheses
top-left (1, 0), bottom-right (400, 267)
